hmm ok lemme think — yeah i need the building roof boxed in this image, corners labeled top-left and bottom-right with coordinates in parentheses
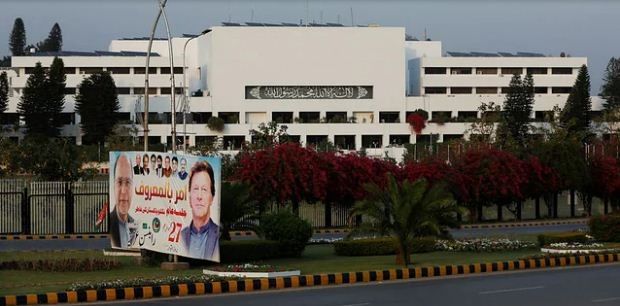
top-left (446, 51), bottom-right (546, 57)
top-left (29, 51), bottom-right (160, 57)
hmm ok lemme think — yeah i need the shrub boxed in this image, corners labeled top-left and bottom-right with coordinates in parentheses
top-left (0, 258), bottom-right (120, 272)
top-left (537, 232), bottom-right (588, 247)
top-left (435, 238), bottom-right (536, 252)
top-left (259, 212), bottom-right (313, 257)
top-left (207, 116), bottom-right (225, 132)
top-left (589, 214), bottom-right (620, 242)
top-left (334, 237), bottom-right (436, 256)
top-left (68, 274), bottom-right (230, 291)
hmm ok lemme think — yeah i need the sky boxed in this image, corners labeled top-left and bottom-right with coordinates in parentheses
top-left (1, 0), bottom-right (618, 93)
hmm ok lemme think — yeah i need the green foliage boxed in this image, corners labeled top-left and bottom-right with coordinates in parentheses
top-left (219, 181), bottom-right (259, 241)
top-left (75, 72), bottom-right (120, 144)
top-left (560, 65), bottom-right (592, 135)
top-left (412, 109), bottom-right (429, 120)
top-left (0, 56), bottom-right (10, 68)
top-left (499, 74), bottom-right (534, 146)
top-left (0, 72), bottom-right (8, 113)
top-left (207, 116), bottom-right (225, 132)
top-left (9, 18), bottom-right (26, 56)
top-left (220, 240), bottom-right (283, 263)
top-left (0, 258), bottom-right (120, 272)
top-left (467, 101), bottom-right (501, 143)
top-left (589, 214), bottom-right (620, 242)
top-left (601, 57), bottom-right (620, 112)
top-left (333, 237), bottom-right (436, 256)
top-left (36, 23), bottom-right (62, 52)
top-left (5, 136), bottom-right (93, 181)
top-left (537, 232), bottom-right (588, 247)
top-left (17, 59), bottom-right (66, 137)
top-left (350, 174), bottom-right (460, 265)
top-left (248, 121), bottom-right (291, 150)
top-left (259, 211), bottom-right (313, 257)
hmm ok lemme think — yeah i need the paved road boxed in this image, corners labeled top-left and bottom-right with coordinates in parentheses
top-left (0, 223), bottom-right (587, 251)
top-left (92, 264), bottom-right (620, 306)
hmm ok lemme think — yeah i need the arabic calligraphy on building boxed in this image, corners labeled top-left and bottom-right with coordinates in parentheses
top-left (245, 86), bottom-right (373, 99)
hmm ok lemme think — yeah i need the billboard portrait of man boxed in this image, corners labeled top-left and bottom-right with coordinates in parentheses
top-left (181, 160), bottom-right (220, 261)
top-left (109, 154), bottom-right (136, 248)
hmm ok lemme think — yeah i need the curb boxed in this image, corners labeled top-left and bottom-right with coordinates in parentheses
top-left (0, 234), bottom-right (109, 241)
top-left (1, 253), bottom-right (618, 306)
top-left (459, 219), bottom-right (588, 229)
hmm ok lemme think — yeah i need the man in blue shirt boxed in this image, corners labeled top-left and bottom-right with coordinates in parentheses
top-left (181, 161), bottom-right (220, 261)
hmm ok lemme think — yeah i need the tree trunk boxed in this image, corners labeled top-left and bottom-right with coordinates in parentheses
top-left (553, 193), bottom-right (559, 218)
top-left (324, 202), bottom-right (332, 228)
top-left (535, 197), bottom-right (541, 219)
top-left (516, 201), bottom-right (522, 221)
top-left (395, 239), bottom-right (410, 266)
top-left (570, 190), bottom-right (576, 217)
top-left (477, 204), bottom-right (484, 222)
top-left (497, 204), bottom-right (503, 222)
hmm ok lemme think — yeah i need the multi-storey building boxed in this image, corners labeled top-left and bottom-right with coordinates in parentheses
top-left (0, 24), bottom-right (603, 157)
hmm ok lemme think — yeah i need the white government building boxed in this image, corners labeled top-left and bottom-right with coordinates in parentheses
top-left (0, 24), bottom-right (604, 158)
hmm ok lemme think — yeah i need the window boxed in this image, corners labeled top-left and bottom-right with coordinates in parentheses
top-left (63, 67), bottom-right (76, 74)
top-left (415, 134), bottom-right (439, 145)
top-left (24, 67), bottom-right (35, 74)
top-left (552, 87), bottom-right (572, 94)
top-left (361, 135), bottom-right (382, 148)
top-left (218, 112), bottom-right (239, 124)
top-left (326, 112), bottom-right (347, 123)
top-left (501, 87), bottom-right (511, 94)
top-left (79, 67), bottom-right (103, 74)
top-left (223, 136), bottom-right (245, 150)
top-left (166, 135), bottom-right (188, 145)
top-left (389, 135), bottom-right (410, 146)
top-left (443, 134), bottom-right (463, 142)
top-left (160, 87), bottom-right (184, 95)
top-left (116, 112), bottom-right (131, 122)
top-left (425, 87), bottom-right (447, 94)
top-left (286, 135), bottom-right (301, 144)
top-left (306, 135), bottom-right (328, 146)
top-left (63, 88), bottom-right (76, 95)
top-left (133, 67), bottom-right (157, 74)
top-left (160, 67), bottom-right (184, 74)
top-left (299, 112), bottom-right (320, 123)
top-left (451, 87), bottom-right (472, 94)
top-left (116, 87), bottom-right (130, 95)
top-left (552, 68), bottom-right (573, 75)
top-left (195, 136), bottom-right (218, 146)
top-left (424, 67), bottom-right (446, 74)
top-left (379, 112), bottom-right (400, 123)
top-left (334, 135), bottom-right (356, 150)
top-left (173, 67), bottom-right (183, 74)
top-left (457, 111), bottom-right (478, 122)
top-left (430, 111), bottom-right (452, 123)
top-left (133, 87), bottom-right (157, 95)
top-left (191, 112), bottom-right (212, 124)
top-left (534, 111), bottom-right (554, 122)
top-left (534, 87), bottom-right (548, 94)
top-left (107, 67), bottom-right (130, 74)
top-left (272, 112), bottom-right (293, 123)
top-left (450, 67), bottom-right (472, 75)
top-left (501, 68), bottom-right (522, 75)
top-left (527, 67), bottom-right (548, 75)
top-left (476, 87), bottom-right (497, 94)
top-left (476, 68), bottom-right (497, 75)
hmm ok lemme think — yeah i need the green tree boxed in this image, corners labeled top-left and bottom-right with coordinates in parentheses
top-left (0, 56), bottom-right (10, 67)
top-left (75, 72), bottom-right (120, 144)
top-left (351, 174), bottom-right (459, 266)
top-left (0, 72), bottom-right (8, 113)
top-left (9, 18), bottom-right (26, 56)
top-left (36, 23), bottom-right (62, 52)
top-left (47, 57), bottom-right (66, 136)
top-left (601, 57), bottom-right (620, 112)
top-left (560, 65), bottom-right (591, 135)
top-left (219, 181), bottom-right (259, 241)
top-left (499, 74), bottom-right (533, 145)
top-left (17, 62), bottom-right (48, 136)
top-left (248, 121), bottom-right (291, 150)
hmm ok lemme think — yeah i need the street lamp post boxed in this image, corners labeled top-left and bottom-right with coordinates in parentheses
top-left (181, 29), bottom-right (210, 153)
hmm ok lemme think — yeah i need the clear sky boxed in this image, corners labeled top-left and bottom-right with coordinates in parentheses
top-left (1, 0), bottom-right (617, 93)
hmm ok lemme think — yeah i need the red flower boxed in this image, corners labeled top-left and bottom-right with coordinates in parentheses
top-left (406, 114), bottom-right (426, 134)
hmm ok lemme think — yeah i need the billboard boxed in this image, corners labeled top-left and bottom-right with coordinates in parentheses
top-left (109, 151), bottom-right (221, 262)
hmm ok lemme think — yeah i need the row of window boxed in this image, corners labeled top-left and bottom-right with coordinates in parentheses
top-left (14, 87), bottom-right (187, 96)
top-left (424, 67), bottom-right (574, 75)
top-left (424, 87), bottom-right (573, 94)
top-left (23, 67), bottom-right (184, 75)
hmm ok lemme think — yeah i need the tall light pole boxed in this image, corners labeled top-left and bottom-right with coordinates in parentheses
top-left (181, 29), bottom-right (210, 153)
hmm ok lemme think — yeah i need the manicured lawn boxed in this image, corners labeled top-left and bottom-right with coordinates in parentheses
top-left (0, 245), bottom-right (541, 296)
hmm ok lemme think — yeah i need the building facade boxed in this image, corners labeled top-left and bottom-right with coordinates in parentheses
top-left (0, 24), bottom-right (603, 157)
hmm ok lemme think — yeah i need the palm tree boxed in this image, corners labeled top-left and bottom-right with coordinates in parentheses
top-left (350, 174), bottom-right (461, 266)
top-left (219, 181), bottom-right (260, 240)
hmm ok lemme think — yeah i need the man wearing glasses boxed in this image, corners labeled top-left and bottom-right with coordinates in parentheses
top-left (110, 154), bottom-right (136, 248)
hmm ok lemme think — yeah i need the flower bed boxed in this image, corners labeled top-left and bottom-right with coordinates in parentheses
top-left (203, 263), bottom-right (300, 278)
top-left (435, 238), bottom-right (536, 252)
top-left (68, 275), bottom-right (231, 291)
top-left (541, 242), bottom-right (620, 254)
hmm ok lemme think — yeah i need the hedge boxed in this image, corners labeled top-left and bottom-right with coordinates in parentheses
top-left (537, 232), bottom-right (588, 247)
top-left (334, 237), bottom-right (436, 256)
top-left (589, 214), bottom-right (620, 242)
